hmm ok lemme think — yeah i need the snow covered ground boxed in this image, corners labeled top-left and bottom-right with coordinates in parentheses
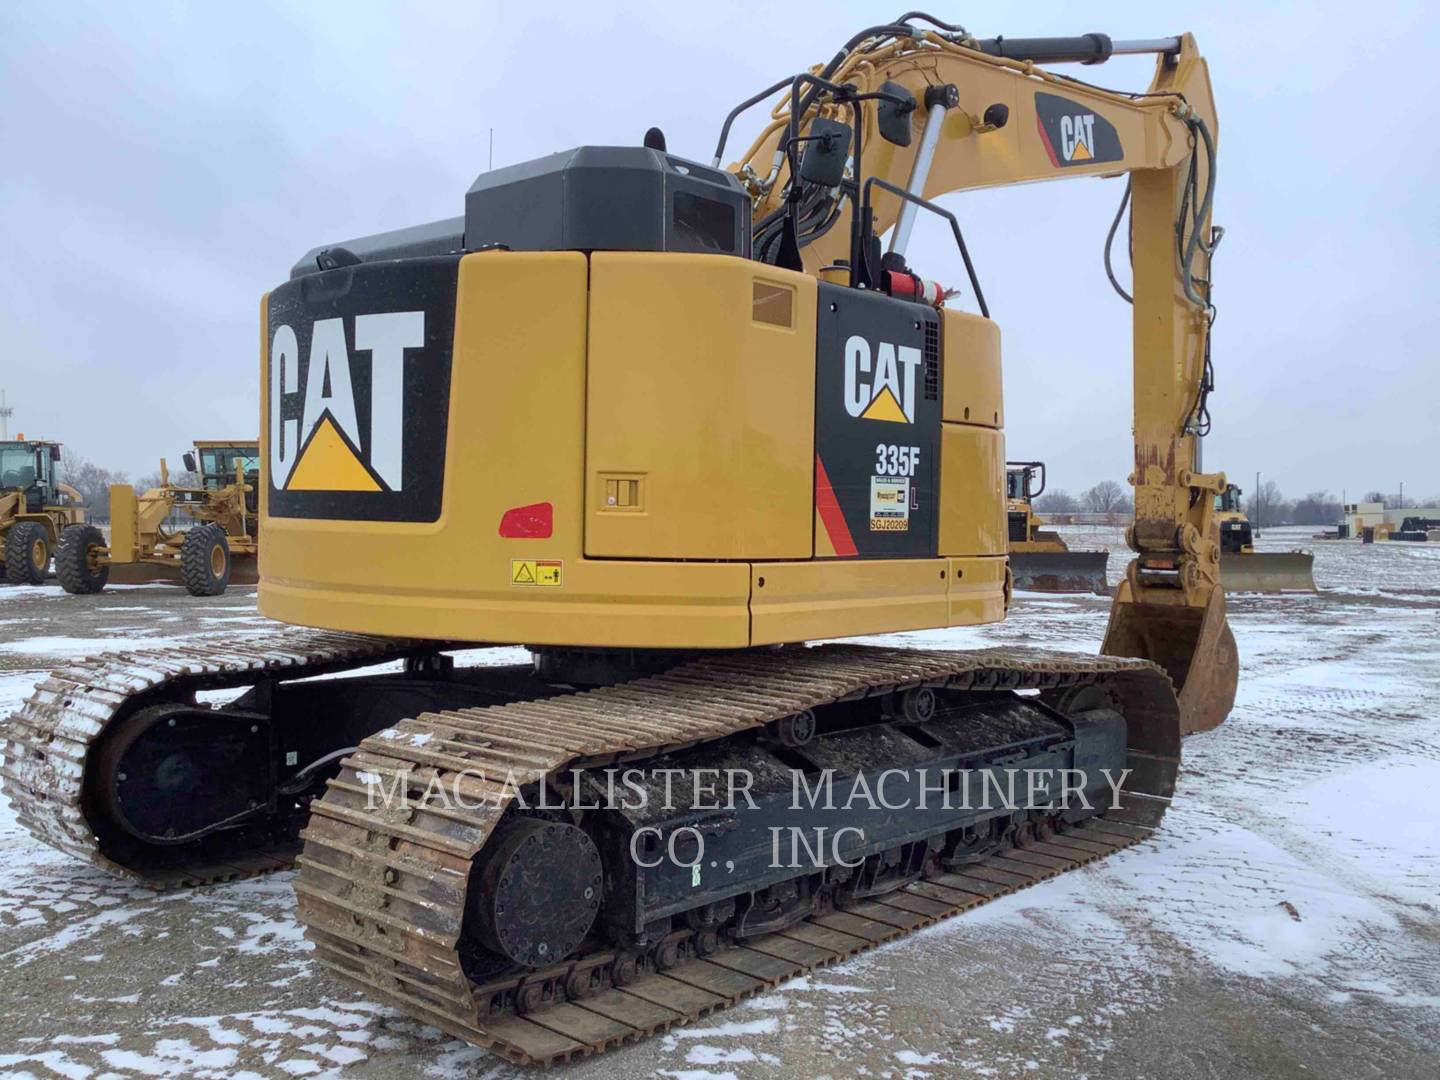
top-left (1, 528), bottom-right (1437, 1078)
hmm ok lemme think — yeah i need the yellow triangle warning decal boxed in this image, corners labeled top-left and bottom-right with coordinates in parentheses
top-left (860, 386), bottom-right (909, 424)
top-left (513, 562), bottom-right (535, 584)
top-left (1070, 140), bottom-right (1092, 161)
top-left (286, 416), bottom-right (382, 492)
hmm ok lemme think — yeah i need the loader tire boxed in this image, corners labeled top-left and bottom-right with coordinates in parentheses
top-left (182, 525), bottom-right (230, 596)
top-left (5, 522), bottom-right (51, 585)
top-left (57, 524), bottom-right (110, 594)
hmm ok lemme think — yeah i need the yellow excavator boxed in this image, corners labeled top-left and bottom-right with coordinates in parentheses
top-left (3, 19), bottom-right (1238, 1065)
top-left (1215, 482), bottom-right (1317, 592)
top-left (1006, 461), bottom-right (1110, 594)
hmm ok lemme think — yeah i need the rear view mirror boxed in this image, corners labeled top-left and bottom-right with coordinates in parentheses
top-left (183, 452), bottom-right (197, 473)
top-left (50, 444), bottom-right (62, 462)
top-left (799, 118), bottom-right (851, 188)
top-left (877, 81), bottom-right (916, 147)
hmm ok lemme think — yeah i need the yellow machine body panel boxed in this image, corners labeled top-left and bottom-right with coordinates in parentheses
top-left (940, 425), bottom-right (1006, 557)
top-left (585, 254), bottom-right (816, 560)
top-left (259, 250), bottom-right (1009, 647)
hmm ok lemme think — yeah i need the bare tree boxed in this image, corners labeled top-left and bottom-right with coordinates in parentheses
top-left (1291, 490), bottom-right (1343, 525)
top-left (59, 448), bottom-right (129, 516)
top-left (1081, 480), bottom-right (1126, 515)
top-left (134, 469), bottom-right (200, 493)
top-left (1034, 489), bottom-right (1078, 514)
top-left (1244, 480), bottom-right (1291, 528)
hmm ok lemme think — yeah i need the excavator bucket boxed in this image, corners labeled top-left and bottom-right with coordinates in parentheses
top-left (1102, 585), bottom-right (1238, 735)
top-left (1009, 551), bottom-right (1111, 595)
top-left (1220, 552), bottom-right (1316, 594)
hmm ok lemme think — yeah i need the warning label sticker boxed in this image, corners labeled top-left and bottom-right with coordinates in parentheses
top-left (869, 477), bottom-right (910, 532)
top-left (511, 559), bottom-right (563, 586)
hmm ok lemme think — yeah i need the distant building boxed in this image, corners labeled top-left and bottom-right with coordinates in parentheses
top-left (1339, 502), bottom-right (1440, 540)
top-left (1340, 502), bottom-right (1384, 538)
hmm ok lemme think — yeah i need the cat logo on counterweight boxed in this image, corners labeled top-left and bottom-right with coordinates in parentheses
top-left (269, 312), bottom-right (423, 494)
top-left (264, 255), bottom-right (458, 523)
top-left (843, 334), bottom-right (921, 425)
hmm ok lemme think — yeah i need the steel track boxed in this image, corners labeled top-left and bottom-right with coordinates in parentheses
top-left (294, 644), bottom-right (1180, 1066)
top-left (0, 629), bottom-right (433, 886)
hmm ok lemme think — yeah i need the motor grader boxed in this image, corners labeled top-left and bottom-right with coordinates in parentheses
top-left (4, 18), bottom-right (1241, 1065)
top-left (1005, 461), bottom-right (1110, 594)
top-left (0, 437), bottom-right (87, 585)
top-left (56, 439), bottom-right (259, 596)
top-left (1214, 482), bottom-right (1317, 592)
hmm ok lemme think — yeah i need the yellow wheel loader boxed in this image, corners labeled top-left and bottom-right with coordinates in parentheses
top-left (1215, 483), bottom-right (1316, 592)
top-left (1006, 461), bottom-right (1110, 594)
top-left (4, 20), bottom-right (1242, 1064)
top-left (0, 437), bottom-right (87, 585)
top-left (56, 440), bottom-right (259, 596)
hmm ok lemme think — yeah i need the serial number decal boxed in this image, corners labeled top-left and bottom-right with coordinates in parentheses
top-left (870, 476), bottom-right (911, 532)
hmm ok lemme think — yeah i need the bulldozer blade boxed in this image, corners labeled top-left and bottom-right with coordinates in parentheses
top-left (1009, 551), bottom-right (1110, 595)
top-left (1102, 585), bottom-right (1238, 735)
top-left (1220, 551), bottom-right (1316, 594)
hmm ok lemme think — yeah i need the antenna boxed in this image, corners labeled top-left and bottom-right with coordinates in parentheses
top-left (0, 389), bottom-right (12, 440)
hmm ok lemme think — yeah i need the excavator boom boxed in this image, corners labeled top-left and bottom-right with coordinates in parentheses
top-left (729, 26), bottom-right (1236, 731)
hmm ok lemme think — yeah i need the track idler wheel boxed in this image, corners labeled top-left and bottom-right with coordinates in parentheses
top-left (470, 818), bottom-right (603, 968)
top-left (92, 703), bottom-right (272, 844)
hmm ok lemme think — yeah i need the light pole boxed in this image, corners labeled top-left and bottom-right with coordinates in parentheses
top-left (0, 389), bottom-right (12, 440)
top-left (1254, 470), bottom-right (1261, 538)
top-left (1399, 480), bottom-right (1405, 509)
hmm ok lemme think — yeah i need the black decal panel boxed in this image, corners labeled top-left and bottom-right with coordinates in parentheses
top-left (265, 257), bottom-right (459, 522)
top-left (814, 284), bottom-right (941, 558)
top-left (1034, 92), bottom-right (1123, 168)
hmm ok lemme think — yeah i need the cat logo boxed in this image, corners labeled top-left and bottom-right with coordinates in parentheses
top-left (1034, 92), bottom-right (1123, 169)
top-left (1059, 113), bottom-right (1097, 162)
top-left (843, 334), bottom-right (921, 425)
top-left (269, 312), bottom-right (424, 494)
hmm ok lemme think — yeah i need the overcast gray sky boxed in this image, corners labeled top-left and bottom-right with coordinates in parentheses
top-left (3, 1), bottom-right (1437, 502)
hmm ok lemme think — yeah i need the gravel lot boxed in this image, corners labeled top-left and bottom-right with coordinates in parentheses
top-left (1, 527), bottom-right (1437, 1079)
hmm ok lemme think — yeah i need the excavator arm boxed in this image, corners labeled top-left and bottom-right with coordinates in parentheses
top-left (724, 23), bottom-right (1236, 732)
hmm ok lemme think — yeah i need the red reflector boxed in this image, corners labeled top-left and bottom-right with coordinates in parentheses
top-left (498, 502), bottom-right (553, 539)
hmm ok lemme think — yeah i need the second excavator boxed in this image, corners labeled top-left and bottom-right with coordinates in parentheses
top-left (3, 17), bottom-right (1239, 1066)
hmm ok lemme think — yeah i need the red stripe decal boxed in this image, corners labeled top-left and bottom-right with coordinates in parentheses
top-left (1036, 111), bottom-right (1061, 167)
top-left (815, 454), bottom-right (858, 557)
